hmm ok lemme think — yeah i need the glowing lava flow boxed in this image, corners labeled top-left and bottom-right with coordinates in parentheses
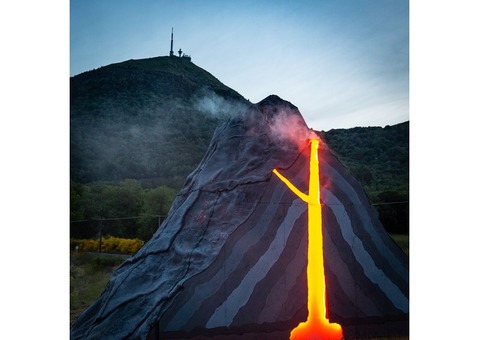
top-left (273, 139), bottom-right (343, 340)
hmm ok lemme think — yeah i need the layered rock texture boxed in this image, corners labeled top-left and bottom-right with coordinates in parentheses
top-left (71, 95), bottom-right (408, 339)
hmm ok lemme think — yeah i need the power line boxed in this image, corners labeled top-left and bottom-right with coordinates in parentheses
top-left (70, 214), bottom-right (165, 223)
top-left (70, 201), bottom-right (408, 223)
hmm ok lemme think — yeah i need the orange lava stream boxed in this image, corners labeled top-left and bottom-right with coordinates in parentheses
top-left (273, 139), bottom-right (343, 340)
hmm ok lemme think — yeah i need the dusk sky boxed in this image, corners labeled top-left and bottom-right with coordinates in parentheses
top-left (70, 0), bottom-right (409, 131)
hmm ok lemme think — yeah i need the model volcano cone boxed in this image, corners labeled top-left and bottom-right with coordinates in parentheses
top-left (71, 95), bottom-right (408, 339)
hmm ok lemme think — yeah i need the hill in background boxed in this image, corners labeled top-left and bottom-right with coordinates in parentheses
top-left (70, 56), bottom-right (408, 236)
top-left (71, 56), bottom-right (249, 188)
top-left (322, 122), bottom-right (409, 234)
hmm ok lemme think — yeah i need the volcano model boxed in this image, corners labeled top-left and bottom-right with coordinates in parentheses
top-left (71, 95), bottom-right (408, 339)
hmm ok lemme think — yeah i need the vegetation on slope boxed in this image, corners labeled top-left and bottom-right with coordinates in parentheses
top-left (71, 56), bottom-right (249, 187)
top-left (323, 122), bottom-right (409, 234)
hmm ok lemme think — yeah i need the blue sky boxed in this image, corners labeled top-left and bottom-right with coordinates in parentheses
top-left (70, 0), bottom-right (409, 131)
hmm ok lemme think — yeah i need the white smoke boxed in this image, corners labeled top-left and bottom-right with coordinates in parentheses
top-left (194, 90), bottom-right (318, 150)
top-left (267, 109), bottom-right (318, 150)
top-left (193, 89), bottom-right (248, 118)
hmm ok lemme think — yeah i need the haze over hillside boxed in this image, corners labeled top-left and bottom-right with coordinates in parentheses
top-left (71, 56), bottom-right (249, 187)
top-left (70, 56), bottom-right (408, 234)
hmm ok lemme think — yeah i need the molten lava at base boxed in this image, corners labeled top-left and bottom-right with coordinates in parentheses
top-left (273, 139), bottom-right (343, 340)
top-left (290, 317), bottom-right (343, 340)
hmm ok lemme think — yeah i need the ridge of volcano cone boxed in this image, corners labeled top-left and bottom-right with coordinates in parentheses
top-left (255, 95), bottom-right (303, 120)
top-left (257, 94), bottom-right (298, 110)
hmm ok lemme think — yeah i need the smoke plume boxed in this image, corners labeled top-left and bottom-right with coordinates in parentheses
top-left (193, 88), bottom-right (248, 119)
top-left (267, 109), bottom-right (318, 150)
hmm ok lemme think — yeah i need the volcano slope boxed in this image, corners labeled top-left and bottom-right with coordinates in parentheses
top-left (71, 95), bottom-right (408, 339)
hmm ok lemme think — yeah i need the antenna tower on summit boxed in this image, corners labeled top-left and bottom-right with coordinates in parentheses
top-left (168, 27), bottom-right (191, 61)
top-left (169, 27), bottom-right (174, 57)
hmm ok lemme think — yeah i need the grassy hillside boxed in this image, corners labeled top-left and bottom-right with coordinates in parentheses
top-left (323, 122), bottom-right (409, 234)
top-left (71, 56), bottom-right (249, 187)
top-left (70, 252), bottom-right (129, 325)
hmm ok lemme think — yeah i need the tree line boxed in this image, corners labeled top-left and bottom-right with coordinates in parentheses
top-left (70, 179), bottom-right (176, 242)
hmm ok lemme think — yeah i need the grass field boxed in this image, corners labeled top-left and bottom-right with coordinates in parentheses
top-left (70, 252), bottom-right (129, 325)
